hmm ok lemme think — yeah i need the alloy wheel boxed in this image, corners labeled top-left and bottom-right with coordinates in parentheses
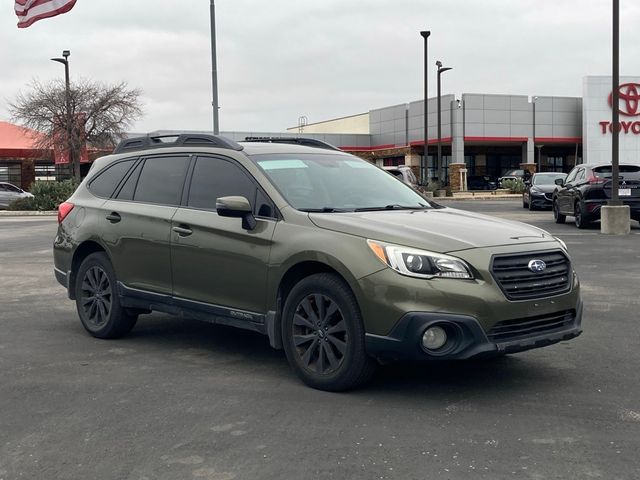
top-left (80, 266), bottom-right (112, 327)
top-left (292, 294), bottom-right (347, 375)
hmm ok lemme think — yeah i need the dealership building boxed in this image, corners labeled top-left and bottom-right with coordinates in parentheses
top-left (1, 76), bottom-right (637, 190)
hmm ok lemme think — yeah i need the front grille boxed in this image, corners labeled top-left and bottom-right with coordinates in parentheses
top-left (491, 250), bottom-right (571, 300)
top-left (487, 310), bottom-right (576, 342)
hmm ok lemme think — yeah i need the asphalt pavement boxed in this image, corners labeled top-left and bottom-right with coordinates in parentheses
top-left (1, 202), bottom-right (639, 480)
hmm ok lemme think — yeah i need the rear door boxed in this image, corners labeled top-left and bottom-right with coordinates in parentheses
top-left (100, 155), bottom-right (190, 295)
top-left (170, 155), bottom-right (277, 314)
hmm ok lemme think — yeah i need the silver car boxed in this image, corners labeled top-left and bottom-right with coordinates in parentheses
top-left (0, 182), bottom-right (33, 209)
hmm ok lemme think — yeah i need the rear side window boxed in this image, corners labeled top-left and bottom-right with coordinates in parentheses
top-left (89, 159), bottom-right (137, 198)
top-left (133, 156), bottom-right (190, 205)
top-left (115, 161), bottom-right (143, 201)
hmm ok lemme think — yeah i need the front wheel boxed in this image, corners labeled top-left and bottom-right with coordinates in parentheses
top-left (553, 200), bottom-right (566, 224)
top-left (282, 273), bottom-right (375, 391)
top-left (75, 252), bottom-right (137, 339)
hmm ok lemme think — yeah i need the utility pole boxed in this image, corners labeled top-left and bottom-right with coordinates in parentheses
top-left (420, 31), bottom-right (430, 185)
top-left (210, 0), bottom-right (220, 135)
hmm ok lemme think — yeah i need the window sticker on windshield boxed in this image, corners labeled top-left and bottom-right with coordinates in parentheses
top-left (257, 159), bottom-right (308, 170)
top-left (345, 160), bottom-right (371, 169)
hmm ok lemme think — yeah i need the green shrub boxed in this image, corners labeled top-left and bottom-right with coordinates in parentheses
top-left (502, 178), bottom-right (525, 194)
top-left (8, 179), bottom-right (78, 211)
top-left (425, 180), bottom-right (442, 192)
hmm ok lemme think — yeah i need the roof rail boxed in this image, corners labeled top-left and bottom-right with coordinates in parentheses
top-left (114, 133), bottom-right (244, 154)
top-left (242, 136), bottom-right (341, 151)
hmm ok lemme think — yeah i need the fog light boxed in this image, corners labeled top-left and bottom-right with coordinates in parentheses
top-left (422, 326), bottom-right (447, 350)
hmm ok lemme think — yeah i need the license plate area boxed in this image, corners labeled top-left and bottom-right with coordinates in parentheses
top-left (619, 188), bottom-right (631, 196)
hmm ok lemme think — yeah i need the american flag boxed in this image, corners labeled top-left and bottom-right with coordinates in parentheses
top-left (15, 0), bottom-right (77, 28)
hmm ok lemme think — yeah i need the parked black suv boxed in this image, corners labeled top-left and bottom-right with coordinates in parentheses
top-left (552, 163), bottom-right (640, 228)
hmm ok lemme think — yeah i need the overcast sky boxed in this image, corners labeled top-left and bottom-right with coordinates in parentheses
top-left (2, 0), bottom-right (640, 133)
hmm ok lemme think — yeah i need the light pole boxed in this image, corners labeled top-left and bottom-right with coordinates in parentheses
top-left (537, 144), bottom-right (544, 172)
top-left (210, 0), bottom-right (220, 135)
top-left (610, 0), bottom-right (620, 207)
top-left (436, 60), bottom-right (452, 183)
top-left (51, 50), bottom-right (77, 181)
top-left (532, 96), bottom-right (538, 171)
top-left (419, 31), bottom-right (430, 185)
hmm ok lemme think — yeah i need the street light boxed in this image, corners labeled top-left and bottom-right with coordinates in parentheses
top-left (419, 31), bottom-right (430, 186)
top-left (51, 50), bottom-right (76, 180)
top-left (436, 60), bottom-right (452, 183)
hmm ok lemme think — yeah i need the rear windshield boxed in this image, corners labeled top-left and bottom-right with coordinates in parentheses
top-left (593, 165), bottom-right (640, 180)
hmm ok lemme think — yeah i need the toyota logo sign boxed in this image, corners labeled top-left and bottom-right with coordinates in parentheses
top-left (608, 83), bottom-right (640, 116)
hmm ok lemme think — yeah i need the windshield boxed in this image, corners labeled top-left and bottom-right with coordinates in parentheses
top-left (533, 174), bottom-right (566, 185)
top-left (251, 153), bottom-right (432, 211)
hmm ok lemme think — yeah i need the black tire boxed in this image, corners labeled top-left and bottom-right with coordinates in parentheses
top-left (528, 198), bottom-right (535, 211)
top-left (75, 252), bottom-right (137, 339)
top-left (522, 195), bottom-right (528, 209)
top-left (553, 200), bottom-right (566, 224)
top-left (574, 202), bottom-right (589, 229)
top-left (281, 273), bottom-right (376, 391)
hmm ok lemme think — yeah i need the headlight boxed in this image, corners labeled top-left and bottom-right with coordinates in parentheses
top-left (367, 240), bottom-right (474, 280)
top-left (529, 186), bottom-right (542, 194)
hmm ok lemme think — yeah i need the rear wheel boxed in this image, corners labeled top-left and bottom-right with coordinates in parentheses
top-left (553, 200), bottom-right (566, 224)
top-left (574, 202), bottom-right (589, 229)
top-left (522, 195), bottom-right (528, 209)
top-left (75, 252), bottom-right (137, 339)
top-left (282, 273), bottom-right (375, 391)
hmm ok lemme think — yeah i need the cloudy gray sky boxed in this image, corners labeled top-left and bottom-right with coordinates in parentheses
top-left (2, 0), bottom-right (640, 133)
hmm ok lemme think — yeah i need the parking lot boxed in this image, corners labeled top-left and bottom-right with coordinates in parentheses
top-left (1, 201), bottom-right (639, 480)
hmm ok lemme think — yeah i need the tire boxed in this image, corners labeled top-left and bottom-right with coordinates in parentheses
top-left (574, 202), bottom-right (589, 229)
top-left (75, 252), bottom-right (137, 339)
top-left (281, 273), bottom-right (376, 391)
top-left (528, 198), bottom-right (535, 211)
top-left (553, 200), bottom-right (566, 224)
top-left (522, 195), bottom-right (528, 209)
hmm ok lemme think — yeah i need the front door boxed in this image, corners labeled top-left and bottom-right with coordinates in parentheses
top-left (171, 155), bottom-right (277, 314)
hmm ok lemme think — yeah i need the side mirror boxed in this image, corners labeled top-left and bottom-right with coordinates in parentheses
top-left (216, 196), bottom-right (256, 230)
top-left (524, 180), bottom-right (531, 186)
top-left (554, 178), bottom-right (565, 186)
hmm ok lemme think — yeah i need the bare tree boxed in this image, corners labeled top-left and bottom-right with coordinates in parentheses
top-left (10, 79), bottom-right (143, 181)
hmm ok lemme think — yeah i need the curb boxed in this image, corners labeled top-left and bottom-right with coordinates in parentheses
top-left (0, 211), bottom-right (57, 217)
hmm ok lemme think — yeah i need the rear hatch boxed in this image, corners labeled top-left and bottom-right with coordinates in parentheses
top-left (594, 165), bottom-right (640, 199)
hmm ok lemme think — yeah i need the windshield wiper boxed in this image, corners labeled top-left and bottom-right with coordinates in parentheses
top-left (354, 204), bottom-right (430, 212)
top-left (298, 207), bottom-right (351, 213)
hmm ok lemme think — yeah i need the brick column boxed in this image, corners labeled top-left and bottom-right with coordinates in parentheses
top-left (520, 162), bottom-right (536, 175)
top-left (449, 163), bottom-right (467, 192)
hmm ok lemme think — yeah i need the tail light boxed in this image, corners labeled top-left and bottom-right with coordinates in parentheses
top-left (58, 202), bottom-right (75, 224)
top-left (587, 173), bottom-right (605, 185)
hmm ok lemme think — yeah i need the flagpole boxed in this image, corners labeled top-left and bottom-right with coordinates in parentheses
top-left (210, 0), bottom-right (220, 135)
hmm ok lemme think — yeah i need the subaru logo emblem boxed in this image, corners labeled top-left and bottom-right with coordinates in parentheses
top-left (528, 259), bottom-right (546, 273)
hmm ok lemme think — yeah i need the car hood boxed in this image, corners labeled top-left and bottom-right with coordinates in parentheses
top-left (308, 207), bottom-right (556, 253)
top-left (530, 184), bottom-right (557, 193)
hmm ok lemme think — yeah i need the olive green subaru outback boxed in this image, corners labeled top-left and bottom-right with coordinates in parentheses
top-left (53, 134), bottom-right (582, 391)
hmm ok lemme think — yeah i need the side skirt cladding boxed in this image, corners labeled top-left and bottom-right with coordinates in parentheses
top-left (117, 282), bottom-right (269, 337)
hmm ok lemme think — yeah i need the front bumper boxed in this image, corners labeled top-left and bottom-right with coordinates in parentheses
top-left (365, 300), bottom-right (583, 361)
top-left (530, 193), bottom-right (553, 208)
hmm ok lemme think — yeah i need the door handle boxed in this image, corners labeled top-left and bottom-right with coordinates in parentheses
top-left (172, 225), bottom-right (193, 237)
top-left (105, 212), bottom-right (121, 223)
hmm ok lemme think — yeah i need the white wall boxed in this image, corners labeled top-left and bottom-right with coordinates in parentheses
top-left (583, 76), bottom-right (640, 164)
